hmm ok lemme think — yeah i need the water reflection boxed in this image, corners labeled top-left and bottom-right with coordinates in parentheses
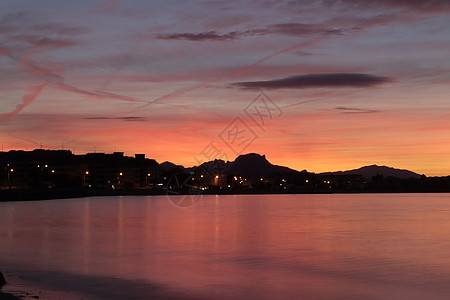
top-left (83, 199), bottom-right (90, 273)
top-left (1, 194), bottom-right (450, 299)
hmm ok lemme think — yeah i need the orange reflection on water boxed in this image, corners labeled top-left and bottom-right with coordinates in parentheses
top-left (1, 194), bottom-right (450, 299)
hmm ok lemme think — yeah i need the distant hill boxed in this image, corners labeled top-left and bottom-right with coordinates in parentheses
top-left (197, 159), bottom-right (228, 173)
top-left (159, 161), bottom-right (185, 172)
top-left (168, 154), bottom-right (422, 181)
top-left (228, 153), bottom-right (301, 177)
top-left (320, 164), bottom-right (421, 180)
top-left (194, 153), bottom-right (302, 178)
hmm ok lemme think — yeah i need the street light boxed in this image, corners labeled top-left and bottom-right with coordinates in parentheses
top-left (118, 172), bottom-right (123, 186)
top-left (83, 171), bottom-right (89, 185)
top-left (146, 173), bottom-right (151, 188)
top-left (7, 168), bottom-right (14, 189)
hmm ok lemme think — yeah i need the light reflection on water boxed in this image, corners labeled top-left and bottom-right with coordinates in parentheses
top-left (1, 194), bottom-right (450, 299)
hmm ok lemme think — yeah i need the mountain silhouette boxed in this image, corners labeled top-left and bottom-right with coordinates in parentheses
top-left (194, 153), bottom-right (302, 178)
top-left (159, 161), bottom-right (185, 172)
top-left (227, 153), bottom-right (302, 177)
top-left (320, 164), bottom-right (421, 180)
top-left (194, 154), bottom-right (421, 180)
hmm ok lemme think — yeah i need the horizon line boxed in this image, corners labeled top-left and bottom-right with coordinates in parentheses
top-left (0, 147), bottom-right (441, 177)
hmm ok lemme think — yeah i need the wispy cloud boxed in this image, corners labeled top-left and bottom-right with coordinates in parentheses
top-left (29, 23), bottom-right (89, 36)
top-left (0, 46), bottom-right (11, 58)
top-left (258, 23), bottom-right (352, 37)
top-left (1, 17), bottom-right (87, 64)
top-left (322, 0), bottom-right (450, 13)
top-left (70, 0), bottom-right (121, 19)
top-left (1, 83), bottom-right (47, 118)
top-left (232, 73), bottom-right (392, 89)
top-left (83, 116), bottom-right (147, 121)
top-left (155, 31), bottom-right (242, 41)
top-left (93, 91), bottom-right (144, 103)
top-left (135, 40), bottom-right (320, 111)
top-left (8, 35), bottom-right (80, 49)
top-left (334, 106), bottom-right (381, 114)
top-left (154, 21), bottom-right (353, 42)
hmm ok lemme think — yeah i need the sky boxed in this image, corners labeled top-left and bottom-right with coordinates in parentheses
top-left (0, 0), bottom-right (450, 176)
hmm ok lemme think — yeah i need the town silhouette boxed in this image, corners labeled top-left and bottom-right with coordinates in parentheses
top-left (1, 149), bottom-right (449, 201)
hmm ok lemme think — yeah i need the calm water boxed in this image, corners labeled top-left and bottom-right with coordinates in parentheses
top-left (1, 194), bottom-right (450, 299)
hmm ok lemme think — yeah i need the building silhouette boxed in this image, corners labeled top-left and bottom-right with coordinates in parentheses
top-left (0, 149), bottom-right (159, 190)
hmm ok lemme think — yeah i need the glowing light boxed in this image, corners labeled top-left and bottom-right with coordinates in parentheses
top-left (51, 170), bottom-right (55, 173)
top-left (215, 175), bottom-right (219, 179)
top-left (85, 171), bottom-right (89, 175)
top-left (10, 169), bottom-right (14, 172)
top-left (119, 172), bottom-right (123, 176)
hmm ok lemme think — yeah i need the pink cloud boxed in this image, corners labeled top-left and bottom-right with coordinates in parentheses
top-left (70, 0), bottom-right (121, 19)
top-left (1, 83), bottom-right (47, 118)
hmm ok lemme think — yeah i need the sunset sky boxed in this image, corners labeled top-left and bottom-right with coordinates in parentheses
top-left (1, 0), bottom-right (449, 176)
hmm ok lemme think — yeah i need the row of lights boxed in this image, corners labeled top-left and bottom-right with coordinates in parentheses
top-left (83, 171), bottom-right (152, 176)
top-left (8, 167), bottom-right (315, 185)
top-left (9, 168), bottom-right (316, 186)
top-left (37, 165), bottom-right (55, 173)
top-left (7, 165), bottom-right (56, 173)
top-left (7, 169), bottom-right (153, 177)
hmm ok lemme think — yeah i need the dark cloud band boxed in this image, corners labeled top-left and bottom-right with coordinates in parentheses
top-left (154, 22), bottom-right (351, 42)
top-left (232, 73), bottom-right (391, 89)
top-left (334, 106), bottom-right (381, 114)
top-left (155, 31), bottom-right (241, 41)
top-left (83, 116), bottom-right (146, 122)
top-left (322, 0), bottom-right (450, 12)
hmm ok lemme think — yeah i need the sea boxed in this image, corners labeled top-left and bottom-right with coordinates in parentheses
top-left (1, 193), bottom-right (450, 299)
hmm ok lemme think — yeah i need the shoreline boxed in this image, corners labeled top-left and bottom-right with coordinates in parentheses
top-left (0, 293), bottom-right (21, 300)
top-left (0, 269), bottom-right (203, 300)
top-left (0, 271), bottom-right (32, 300)
top-left (1, 187), bottom-right (450, 202)
top-left (0, 270), bottom-right (88, 300)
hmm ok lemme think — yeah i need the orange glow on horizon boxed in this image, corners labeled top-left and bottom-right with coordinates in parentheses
top-left (2, 105), bottom-right (450, 177)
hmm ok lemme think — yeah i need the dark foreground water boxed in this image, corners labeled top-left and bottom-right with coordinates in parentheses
top-left (1, 194), bottom-right (450, 299)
